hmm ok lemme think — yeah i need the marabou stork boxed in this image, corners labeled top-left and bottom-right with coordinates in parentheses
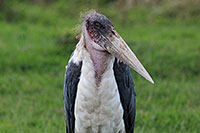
top-left (63, 12), bottom-right (154, 133)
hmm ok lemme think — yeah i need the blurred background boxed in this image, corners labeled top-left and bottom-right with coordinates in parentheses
top-left (0, 0), bottom-right (200, 132)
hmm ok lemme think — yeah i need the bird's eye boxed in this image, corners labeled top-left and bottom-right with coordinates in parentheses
top-left (94, 22), bottom-right (101, 27)
top-left (94, 22), bottom-right (104, 29)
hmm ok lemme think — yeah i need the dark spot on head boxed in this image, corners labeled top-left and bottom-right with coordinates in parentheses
top-left (85, 13), bottom-right (114, 43)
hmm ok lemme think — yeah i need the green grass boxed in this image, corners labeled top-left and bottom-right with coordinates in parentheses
top-left (0, 1), bottom-right (200, 133)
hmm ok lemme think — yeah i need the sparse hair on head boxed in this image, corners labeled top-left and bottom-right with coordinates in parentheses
top-left (80, 9), bottom-right (96, 21)
top-left (73, 9), bottom-right (97, 35)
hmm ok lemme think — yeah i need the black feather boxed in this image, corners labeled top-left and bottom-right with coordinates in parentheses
top-left (63, 60), bottom-right (82, 133)
top-left (113, 59), bottom-right (136, 133)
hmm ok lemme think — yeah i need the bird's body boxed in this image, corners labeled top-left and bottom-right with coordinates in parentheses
top-left (63, 12), bottom-right (153, 133)
top-left (72, 37), bottom-right (125, 132)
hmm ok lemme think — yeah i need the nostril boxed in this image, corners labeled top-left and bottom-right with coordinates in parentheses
top-left (111, 30), bottom-right (115, 35)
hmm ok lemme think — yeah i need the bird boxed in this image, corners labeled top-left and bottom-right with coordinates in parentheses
top-left (63, 11), bottom-right (154, 133)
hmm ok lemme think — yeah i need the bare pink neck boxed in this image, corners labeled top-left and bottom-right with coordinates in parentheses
top-left (86, 44), bottom-right (110, 85)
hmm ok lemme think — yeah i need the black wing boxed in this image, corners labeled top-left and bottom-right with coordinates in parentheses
top-left (113, 59), bottom-right (136, 133)
top-left (63, 60), bottom-right (82, 133)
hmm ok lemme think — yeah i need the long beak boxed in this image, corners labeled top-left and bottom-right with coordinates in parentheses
top-left (99, 30), bottom-right (154, 84)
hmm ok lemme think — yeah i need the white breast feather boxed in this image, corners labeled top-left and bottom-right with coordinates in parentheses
top-left (70, 35), bottom-right (125, 133)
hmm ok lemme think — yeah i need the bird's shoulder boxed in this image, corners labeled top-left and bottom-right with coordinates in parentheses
top-left (63, 53), bottom-right (82, 133)
top-left (113, 58), bottom-right (136, 133)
